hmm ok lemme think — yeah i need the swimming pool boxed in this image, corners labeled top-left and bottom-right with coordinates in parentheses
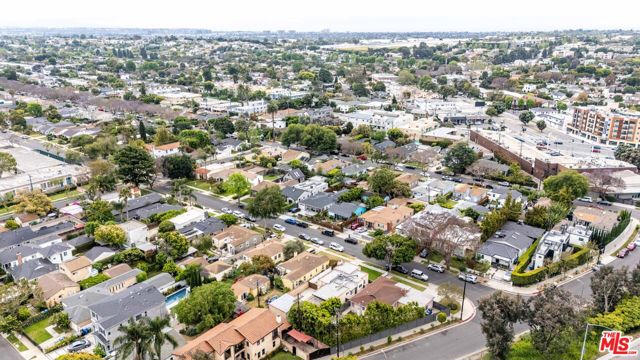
top-left (165, 287), bottom-right (188, 308)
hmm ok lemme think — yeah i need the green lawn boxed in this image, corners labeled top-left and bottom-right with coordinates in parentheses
top-left (268, 351), bottom-right (302, 360)
top-left (392, 276), bottom-right (426, 291)
top-left (426, 251), bottom-right (444, 264)
top-left (24, 317), bottom-right (53, 345)
top-left (186, 180), bottom-right (214, 192)
top-left (7, 333), bottom-right (28, 351)
top-left (360, 265), bottom-right (383, 281)
top-left (264, 174), bottom-right (281, 181)
top-left (48, 189), bottom-right (81, 201)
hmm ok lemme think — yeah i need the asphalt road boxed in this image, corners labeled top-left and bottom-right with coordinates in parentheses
top-left (0, 336), bottom-right (24, 360)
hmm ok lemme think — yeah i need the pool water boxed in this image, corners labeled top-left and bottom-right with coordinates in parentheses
top-left (165, 287), bottom-right (188, 307)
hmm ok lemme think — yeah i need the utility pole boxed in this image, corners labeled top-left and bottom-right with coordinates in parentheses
top-left (460, 279), bottom-right (467, 321)
top-left (256, 279), bottom-right (261, 307)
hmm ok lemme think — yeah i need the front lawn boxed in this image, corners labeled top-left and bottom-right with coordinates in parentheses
top-left (7, 333), bottom-right (28, 351)
top-left (268, 351), bottom-right (302, 360)
top-left (48, 189), bottom-right (81, 201)
top-left (360, 265), bottom-right (383, 281)
top-left (391, 276), bottom-right (426, 291)
top-left (24, 317), bottom-right (53, 344)
top-left (186, 180), bottom-right (214, 192)
top-left (426, 251), bottom-right (444, 264)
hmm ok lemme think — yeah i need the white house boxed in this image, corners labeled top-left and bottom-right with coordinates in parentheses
top-left (144, 142), bottom-right (181, 158)
top-left (235, 100), bottom-right (267, 115)
top-left (532, 231), bottom-right (569, 269)
top-left (566, 224), bottom-right (592, 247)
top-left (118, 220), bottom-right (149, 247)
top-left (308, 262), bottom-right (368, 303)
top-left (169, 208), bottom-right (206, 230)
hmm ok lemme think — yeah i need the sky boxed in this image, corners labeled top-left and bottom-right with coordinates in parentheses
top-left (0, 0), bottom-right (638, 32)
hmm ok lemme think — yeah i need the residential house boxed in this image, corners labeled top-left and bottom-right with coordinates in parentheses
top-left (179, 216), bottom-right (227, 240)
top-left (532, 230), bottom-right (570, 269)
top-left (232, 274), bottom-right (271, 301)
top-left (487, 187), bottom-right (527, 208)
top-left (90, 283), bottom-right (168, 353)
top-left (59, 256), bottom-right (92, 282)
top-left (341, 163), bottom-right (370, 178)
top-left (268, 294), bottom-right (296, 320)
top-left (359, 205), bottom-right (413, 233)
top-left (117, 220), bottom-right (149, 247)
top-left (84, 246), bottom-right (116, 264)
top-left (0, 234), bottom-right (74, 270)
top-left (298, 192), bottom-right (340, 215)
top-left (313, 159), bottom-right (345, 174)
top-left (9, 258), bottom-right (59, 281)
top-left (242, 241), bottom-right (285, 264)
top-left (466, 159), bottom-right (509, 177)
top-left (601, 170), bottom-right (640, 204)
top-left (282, 169), bottom-right (306, 183)
top-left (170, 208), bottom-right (207, 230)
top-left (572, 206), bottom-right (619, 231)
top-left (327, 202), bottom-right (363, 221)
top-left (477, 222), bottom-right (544, 269)
top-left (38, 272), bottom-right (80, 307)
top-left (395, 173), bottom-right (421, 188)
top-left (307, 263), bottom-right (368, 303)
top-left (453, 184), bottom-right (489, 204)
top-left (177, 257), bottom-right (233, 281)
top-left (565, 224), bottom-right (593, 247)
top-left (213, 225), bottom-right (262, 255)
top-left (282, 176), bottom-right (329, 205)
top-left (281, 329), bottom-right (330, 360)
top-left (373, 140), bottom-right (396, 152)
top-left (349, 277), bottom-right (434, 315)
top-left (172, 308), bottom-right (284, 360)
top-left (281, 149), bottom-right (310, 163)
top-left (145, 142), bottom-right (181, 158)
top-left (277, 252), bottom-right (330, 290)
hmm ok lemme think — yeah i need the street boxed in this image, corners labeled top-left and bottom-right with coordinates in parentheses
top-left (0, 336), bottom-right (24, 360)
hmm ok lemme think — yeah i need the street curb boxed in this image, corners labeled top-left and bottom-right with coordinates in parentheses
top-left (358, 300), bottom-right (478, 359)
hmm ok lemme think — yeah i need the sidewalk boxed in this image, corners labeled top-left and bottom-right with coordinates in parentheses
top-left (2, 333), bottom-right (49, 360)
top-left (483, 218), bottom-right (638, 296)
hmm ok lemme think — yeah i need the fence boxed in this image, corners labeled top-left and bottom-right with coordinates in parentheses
top-left (329, 302), bottom-right (451, 354)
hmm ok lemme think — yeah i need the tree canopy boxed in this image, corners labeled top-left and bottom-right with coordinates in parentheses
top-left (114, 145), bottom-right (156, 187)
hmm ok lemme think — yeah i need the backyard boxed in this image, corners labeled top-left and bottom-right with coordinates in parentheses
top-left (24, 317), bottom-right (53, 344)
top-left (267, 351), bottom-right (302, 360)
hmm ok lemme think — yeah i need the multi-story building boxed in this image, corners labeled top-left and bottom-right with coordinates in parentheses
top-left (569, 107), bottom-right (640, 147)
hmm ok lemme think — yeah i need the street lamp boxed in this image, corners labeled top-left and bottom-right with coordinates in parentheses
top-left (460, 278), bottom-right (467, 321)
top-left (580, 323), bottom-right (615, 360)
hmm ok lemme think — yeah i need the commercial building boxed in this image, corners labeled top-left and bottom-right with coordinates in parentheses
top-left (568, 107), bottom-right (640, 147)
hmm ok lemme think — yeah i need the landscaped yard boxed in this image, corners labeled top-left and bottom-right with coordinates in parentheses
top-left (360, 265), bottom-right (383, 281)
top-left (426, 251), bottom-right (444, 264)
top-left (48, 189), bottom-right (82, 201)
top-left (268, 351), bottom-right (302, 360)
top-left (7, 333), bottom-right (28, 351)
top-left (24, 317), bottom-right (53, 344)
top-left (264, 174), bottom-right (281, 181)
top-left (392, 276), bottom-right (426, 291)
top-left (186, 180), bottom-right (215, 192)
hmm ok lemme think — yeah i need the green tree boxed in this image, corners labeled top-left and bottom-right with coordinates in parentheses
top-left (217, 214), bottom-right (238, 226)
top-left (53, 312), bottom-right (71, 330)
top-left (267, 101), bottom-right (279, 139)
top-left (26, 102), bottom-right (43, 117)
top-left (86, 200), bottom-right (115, 223)
top-left (387, 128), bottom-right (404, 142)
top-left (248, 186), bottom-right (287, 228)
top-left (478, 292), bottom-right (524, 360)
top-left (138, 121), bottom-right (147, 142)
top-left (211, 118), bottom-right (235, 136)
top-left (224, 173), bottom-right (250, 202)
top-left (0, 152), bottom-right (17, 178)
top-left (281, 124), bottom-right (306, 147)
top-left (519, 110), bottom-right (535, 125)
top-left (162, 155), bottom-right (194, 179)
top-left (363, 234), bottom-right (417, 268)
top-left (438, 85), bottom-right (456, 100)
top-left (153, 127), bottom-right (176, 146)
top-left (590, 265), bottom-right (628, 314)
top-left (536, 120), bottom-right (547, 132)
top-left (14, 190), bottom-right (53, 216)
top-left (443, 143), bottom-right (477, 174)
top-left (178, 130), bottom-right (210, 149)
top-left (368, 167), bottom-right (397, 196)
top-left (318, 68), bottom-right (333, 83)
top-left (113, 320), bottom-right (151, 360)
top-left (4, 219), bottom-right (19, 230)
top-left (159, 231), bottom-right (189, 258)
top-left (301, 124), bottom-right (337, 152)
top-left (114, 145), bottom-right (156, 187)
top-left (284, 240), bottom-right (305, 260)
top-left (174, 282), bottom-right (236, 333)
top-left (146, 316), bottom-right (178, 360)
top-left (543, 170), bottom-right (589, 204)
top-left (94, 224), bottom-right (126, 247)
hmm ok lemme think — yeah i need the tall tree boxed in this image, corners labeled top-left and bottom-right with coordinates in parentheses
top-left (362, 234), bottom-right (417, 268)
top-left (247, 186), bottom-right (287, 228)
top-left (146, 316), bottom-right (178, 360)
top-left (174, 282), bottom-right (236, 333)
top-left (267, 101), bottom-right (279, 140)
top-left (224, 173), bottom-right (251, 203)
top-left (114, 321), bottom-right (151, 360)
top-left (543, 170), bottom-right (589, 204)
top-left (162, 155), bottom-right (194, 179)
top-left (478, 292), bottom-right (524, 360)
top-left (443, 143), bottom-right (477, 174)
top-left (138, 121), bottom-right (147, 142)
top-left (536, 120), bottom-right (547, 132)
top-left (114, 145), bottom-right (156, 187)
top-left (590, 265), bottom-right (629, 313)
top-left (519, 110), bottom-right (535, 125)
top-left (14, 190), bottom-right (53, 216)
top-left (0, 152), bottom-right (17, 178)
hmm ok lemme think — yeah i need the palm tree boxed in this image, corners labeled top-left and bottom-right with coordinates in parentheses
top-left (118, 187), bottom-right (130, 220)
top-left (267, 101), bottom-right (278, 140)
top-left (146, 316), bottom-right (178, 360)
top-left (113, 320), bottom-right (151, 360)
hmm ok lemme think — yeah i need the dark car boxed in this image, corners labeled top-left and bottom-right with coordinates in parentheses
top-left (386, 264), bottom-right (409, 274)
top-left (322, 229), bottom-right (335, 237)
top-left (419, 249), bottom-right (428, 258)
top-left (299, 233), bottom-right (311, 241)
top-left (207, 256), bottom-right (220, 263)
top-left (289, 207), bottom-right (300, 213)
top-left (296, 221), bottom-right (309, 228)
top-left (345, 237), bottom-right (358, 245)
top-left (472, 177), bottom-right (484, 182)
top-left (285, 218), bottom-right (298, 225)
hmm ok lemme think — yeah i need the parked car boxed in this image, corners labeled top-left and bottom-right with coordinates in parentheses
top-left (344, 237), bottom-right (358, 245)
top-left (350, 222), bottom-right (362, 230)
top-left (273, 224), bottom-right (286, 232)
top-left (458, 272), bottom-right (478, 284)
top-left (222, 207), bottom-right (233, 214)
top-left (498, 181), bottom-right (510, 187)
top-left (628, 242), bottom-right (637, 251)
top-left (386, 264), bottom-right (409, 274)
top-left (617, 249), bottom-right (629, 258)
top-left (442, 176), bottom-right (454, 181)
top-left (472, 177), bottom-right (484, 183)
top-left (299, 233), bottom-right (311, 241)
top-left (206, 256), bottom-right (219, 263)
top-left (68, 339), bottom-right (91, 353)
top-left (502, 272), bottom-right (512, 282)
top-left (329, 242), bottom-right (344, 252)
top-left (597, 200), bottom-right (612, 206)
top-left (592, 263), bottom-right (604, 272)
top-left (322, 229), bottom-right (335, 237)
top-left (266, 296), bottom-right (279, 305)
top-left (553, 140), bottom-right (564, 145)
top-left (410, 269), bottom-right (429, 282)
top-left (419, 249), bottom-right (428, 258)
top-left (289, 207), bottom-right (300, 213)
top-left (578, 196), bottom-right (593, 203)
top-left (296, 221), bottom-right (309, 228)
top-left (427, 263), bottom-right (445, 273)
top-left (284, 218), bottom-right (298, 225)
top-left (634, 237), bottom-right (640, 247)
top-left (246, 216), bottom-right (257, 222)
top-left (311, 237), bottom-right (324, 245)
top-left (233, 210), bottom-right (245, 218)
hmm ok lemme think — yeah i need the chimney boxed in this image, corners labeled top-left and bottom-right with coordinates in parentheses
top-left (16, 252), bottom-right (23, 266)
top-left (276, 315), bottom-right (282, 324)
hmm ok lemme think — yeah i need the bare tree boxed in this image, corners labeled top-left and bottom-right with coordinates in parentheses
top-left (585, 172), bottom-right (623, 199)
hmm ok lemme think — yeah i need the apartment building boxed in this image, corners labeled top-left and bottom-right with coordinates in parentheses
top-left (569, 107), bottom-right (640, 146)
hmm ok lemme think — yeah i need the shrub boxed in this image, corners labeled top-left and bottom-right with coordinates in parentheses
top-left (158, 220), bottom-right (175, 233)
top-left (45, 334), bottom-right (80, 353)
top-left (136, 271), bottom-right (148, 282)
top-left (79, 273), bottom-right (110, 290)
top-left (246, 293), bottom-right (255, 301)
top-left (17, 306), bottom-right (31, 321)
top-left (5, 219), bottom-right (20, 230)
top-left (591, 296), bottom-right (640, 332)
top-left (512, 245), bottom-right (591, 286)
top-left (56, 353), bottom-right (102, 360)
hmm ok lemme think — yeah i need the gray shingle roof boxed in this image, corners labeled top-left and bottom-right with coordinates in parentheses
top-left (83, 246), bottom-right (116, 262)
top-left (477, 241), bottom-right (520, 261)
top-left (282, 186), bottom-right (306, 201)
top-left (328, 202), bottom-right (359, 218)
top-left (300, 192), bottom-right (339, 210)
top-left (0, 221), bottom-right (75, 251)
top-left (89, 283), bottom-right (165, 329)
top-left (121, 193), bottom-right (163, 213)
top-left (9, 258), bottom-right (58, 281)
top-left (132, 204), bottom-right (182, 220)
top-left (179, 216), bottom-right (226, 237)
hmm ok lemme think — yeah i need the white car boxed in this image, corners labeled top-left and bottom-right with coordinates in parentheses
top-left (634, 237), bottom-right (640, 247)
top-left (273, 224), bottom-right (286, 232)
top-left (578, 196), bottom-right (593, 203)
top-left (329, 242), bottom-right (344, 252)
top-left (427, 263), bottom-right (445, 273)
top-left (222, 207), bottom-right (233, 214)
top-left (311, 237), bottom-right (324, 245)
top-left (233, 210), bottom-right (245, 218)
top-left (410, 269), bottom-right (429, 282)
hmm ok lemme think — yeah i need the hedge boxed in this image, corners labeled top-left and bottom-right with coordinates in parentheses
top-left (590, 296), bottom-right (640, 333)
top-left (79, 273), bottom-right (110, 290)
top-left (21, 305), bottom-right (62, 328)
top-left (512, 245), bottom-right (591, 286)
top-left (45, 334), bottom-right (80, 353)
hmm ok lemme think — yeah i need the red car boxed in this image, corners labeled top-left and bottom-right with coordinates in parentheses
top-left (618, 249), bottom-right (630, 258)
top-left (628, 243), bottom-right (637, 251)
top-left (350, 222), bottom-right (361, 230)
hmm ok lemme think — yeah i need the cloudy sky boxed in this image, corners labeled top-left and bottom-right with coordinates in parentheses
top-left (1, 0), bottom-right (637, 32)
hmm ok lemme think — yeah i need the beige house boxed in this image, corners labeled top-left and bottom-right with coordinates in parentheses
top-left (178, 257), bottom-right (233, 281)
top-left (242, 241), bottom-right (285, 264)
top-left (60, 256), bottom-right (92, 282)
top-left (38, 272), bottom-right (80, 307)
top-left (277, 252), bottom-right (330, 290)
top-left (172, 308), bottom-right (284, 360)
top-left (359, 205), bottom-right (413, 233)
top-left (213, 225), bottom-right (262, 255)
top-left (232, 274), bottom-right (271, 301)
